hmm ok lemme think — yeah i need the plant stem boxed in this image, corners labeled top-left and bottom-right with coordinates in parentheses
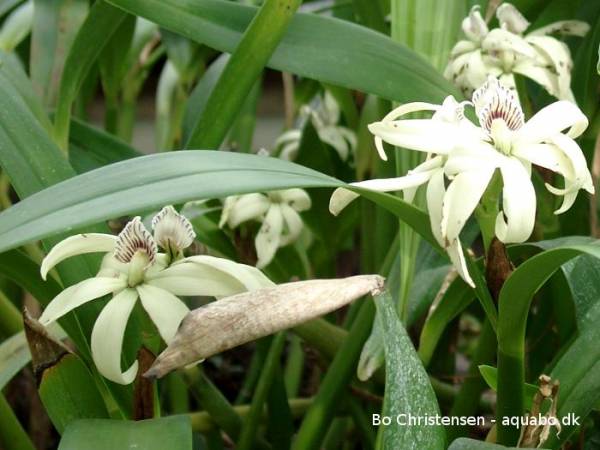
top-left (293, 300), bottom-right (375, 450)
top-left (189, 397), bottom-right (313, 433)
top-left (284, 335), bottom-right (305, 397)
top-left (186, 0), bottom-right (302, 149)
top-left (237, 332), bottom-right (287, 450)
top-left (447, 320), bottom-right (497, 442)
top-left (0, 393), bottom-right (36, 450)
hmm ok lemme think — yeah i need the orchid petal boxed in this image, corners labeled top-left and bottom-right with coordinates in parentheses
top-left (482, 29), bottom-right (537, 59)
top-left (464, 50), bottom-right (489, 91)
top-left (318, 126), bottom-right (350, 160)
top-left (512, 59), bottom-right (560, 99)
top-left (279, 204), bottom-right (304, 246)
top-left (495, 158), bottom-right (536, 243)
top-left (278, 188), bottom-right (311, 211)
top-left (368, 119), bottom-right (460, 155)
top-left (528, 20), bottom-right (589, 37)
top-left (220, 193), bottom-right (270, 228)
top-left (526, 35), bottom-right (574, 101)
top-left (426, 170), bottom-right (474, 287)
top-left (550, 134), bottom-right (594, 193)
top-left (137, 284), bottom-right (189, 344)
top-left (496, 3), bottom-right (530, 34)
top-left (39, 277), bottom-right (126, 325)
top-left (255, 204), bottom-right (283, 268)
top-left (442, 167), bottom-right (495, 243)
top-left (516, 101), bottom-right (588, 143)
top-left (511, 143), bottom-right (575, 179)
top-left (41, 234), bottom-right (116, 280)
top-left (91, 288), bottom-right (139, 385)
top-left (462, 5), bottom-right (488, 41)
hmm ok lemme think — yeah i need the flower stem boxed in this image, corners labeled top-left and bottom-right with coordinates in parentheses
top-left (0, 289), bottom-right (22, 336)
top-left (237, 332), bottom-right (287, 450)
top-left (293, 299), bottom-right (375, 450)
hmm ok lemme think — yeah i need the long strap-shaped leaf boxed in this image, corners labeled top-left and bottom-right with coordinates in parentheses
top-left (496, 243), bottom-right (600, 445)
top-left (0, 150), bottom-right (438, 254)
top-left (105, 0), bottom-right (458, 104)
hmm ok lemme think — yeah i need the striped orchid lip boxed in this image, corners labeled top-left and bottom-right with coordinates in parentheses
top-left (114, 216), bottom-right (157, 266)
top-left (473, 77), bottom-right (524, 135)
top-left (152, 205), bottom-right (196, 256)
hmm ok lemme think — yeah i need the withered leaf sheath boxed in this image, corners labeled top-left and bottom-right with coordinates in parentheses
top-left (145, 275), bottom-right (385, 379)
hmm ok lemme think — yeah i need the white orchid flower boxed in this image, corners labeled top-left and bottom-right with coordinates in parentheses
top-left (330, 77), bottom-right (593, 287)
top-left (276, 92), bottom-right (356, 161)
top-left (39, 206), bottom-right (272, 385)
top-left (445, 3), bottom-right (589, 101)
top-left (219, 189), bottom-right (312, 268)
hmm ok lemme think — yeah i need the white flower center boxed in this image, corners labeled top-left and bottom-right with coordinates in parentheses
top-left (114, 217), bottom-right (157, 286)
top-left (473, 77), bottom-right (524, 155)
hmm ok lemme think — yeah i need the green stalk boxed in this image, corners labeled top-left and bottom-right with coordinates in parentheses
top-left (0, 393), bottom-right (36, 450)
top-left (347, 397), bottom-right (376, 449)
top-left (447, 320), bottom-right (497, 442)
top-left (190, 397), bottom-right (313, 433)
top-left (237, 332), bottom-right (287, 450)
top-left (293, 318), bottom-right (347, 359)
top-left (235, 338), bottom-right (270, 405)
top-left (186, 0), bottom-right (301, 149)
top-left (284, 335), bottom-right (305, 397)
top-left (184, 366), bottom-right (271, 449)
top-left (293, 300), bottom-right (375, 450)
top-left (0, 290), bottom-right (22, 336)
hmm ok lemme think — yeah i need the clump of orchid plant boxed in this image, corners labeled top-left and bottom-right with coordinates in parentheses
top-left (276, 91), bottom-right (357, 161)
top-left (39, 206), bottom-right (272, 384)
top-left (445, 3), bottom-right (589, 101)
top-left (219, 188), bottom-right (312, 268)
top-left (330, 76), bottom-right (593, 287)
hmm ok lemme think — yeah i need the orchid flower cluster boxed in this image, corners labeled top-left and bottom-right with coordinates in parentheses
top-left (445, 3), bottom-right (589, 101)
top-left (330, 77), bottom-right (593, 287)
top-left (276, 91), bottom-right (357, 162)
top-left (39, 206), bottom-right (272, 384)
top-left (219, 188), bottom-right (311, 268)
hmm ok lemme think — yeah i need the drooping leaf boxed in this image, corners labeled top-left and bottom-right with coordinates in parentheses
top-left (0, 151), bottom-right (437, 255)
top-left (375, 290), bottom-right (445, 449)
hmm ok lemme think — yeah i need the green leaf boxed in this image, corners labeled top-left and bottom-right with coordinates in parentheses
top-left (0, 151), bottom-right (437, 255)
top-left (0, 0), bottom-right (23, 18)
top-left (0, 332), bottom-right (31, 389)
top-left (38, 354), bottom-right (110, 433)
top-left (448, 438), bottom-right (546, 450)
top-left (58, 416), bottom-right (192, 450)
top-left (105, 0), bottom-right (458, 103)
top-left (0, 0), bottom-right (33, 52)
top-left (30, 0), bottom-right (88, 107)
top-left (375, 290), bottom-right (445, 449)
top-left (186, 0), bottom-right (301, 149)
top-left (53, 1), bottom-right (128, 149)
top-left (0, 392), bottom-right (36, 450)
top-left (496, 243), bottom-right (600, 445)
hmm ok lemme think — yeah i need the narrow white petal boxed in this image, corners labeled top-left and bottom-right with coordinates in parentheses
top-left (513, 60), bottom-right (560, 98)
top-left (526, 35), bottom-right (574, 101)
top-left (464, 50), bottom-right (490, 91)
top-left (446, 239), bottom-right (474, 288)
top-left (39, 277), bottom-right (126, 325)
top-left (278, 188), bottom-right (312, 211)
top-left (218, 196), bottom-right (238, 228)
top-left (426, 169), bottom-right (446, 246)
top-left (176, 255), bottom-right (274, 290)
top-left (528, 20), bottom-right (589, 37)
top-left (223, 193), bottom-right (270, 228)
top-left (329, 188), bottom-right (360, 215)
top-left (462, 5), bottom-right (488, 41)
top-left (496, 3), bottom-right (530, 34)
top-left (368, 119), bottom-right (460, 154)
top-left (482, 29), bottom-right (537, 59)
top-left (516, 101), bottom-right (588, 143)
top-left (511, 143), bottom-right (574, 179)
top-left (280, 141), bottom-right (300, 161)
top-left (41, 234), bottom-right (116, 280)
top-left (91, 289), bottom-right (139, 385)
top-left (318, 126), bottom-right (350, 161)
top-left (279, 204), bottom-right (304, 246)
top-left (275, 129), bottom-right (302, 146)
top-left (495, 158), bottom-right (536, 243)
top-left (441, 168), bottom-right (495, 243)
top-left (426, 170), bottom-right (475, 287)
top-left (137, 284), bottom-right (189, 344)
top-left (255, 205), bottom-right (283, 269)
